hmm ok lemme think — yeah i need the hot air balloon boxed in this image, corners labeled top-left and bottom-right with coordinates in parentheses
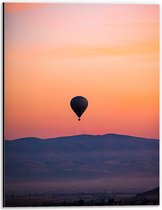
top-left (70, 96), bottom-right (88, 121)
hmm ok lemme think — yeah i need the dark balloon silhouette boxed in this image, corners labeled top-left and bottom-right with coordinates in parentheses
top-left (70, 96), bottom-right (88, 121)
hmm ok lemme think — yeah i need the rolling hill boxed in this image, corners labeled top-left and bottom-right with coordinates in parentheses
top-left (4, 133), bottom-right (159, 193)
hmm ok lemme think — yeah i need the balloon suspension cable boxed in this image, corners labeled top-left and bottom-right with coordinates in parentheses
top-left (78, 118), bottom-right (81, 121)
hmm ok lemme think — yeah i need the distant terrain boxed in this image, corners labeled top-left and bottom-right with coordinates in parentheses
top-left (5, 187), bottom-right (159, 206)
top-left (4, 133), bottom-right (159, 206)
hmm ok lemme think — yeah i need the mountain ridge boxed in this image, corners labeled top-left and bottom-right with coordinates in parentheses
top-left (5, 133), bottom-right (159, 141)
top-left (5, 133), bottom-right (159, 193)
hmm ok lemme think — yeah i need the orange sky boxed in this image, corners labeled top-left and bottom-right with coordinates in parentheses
top-left (4, 3), bottom-right (159, 140)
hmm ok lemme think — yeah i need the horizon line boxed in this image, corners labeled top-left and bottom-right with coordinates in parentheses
top-left (4, 132), bottom-right (159, 141)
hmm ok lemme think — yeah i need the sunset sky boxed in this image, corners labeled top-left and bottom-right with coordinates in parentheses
top-left (4, 3), bottom-right (159, 140)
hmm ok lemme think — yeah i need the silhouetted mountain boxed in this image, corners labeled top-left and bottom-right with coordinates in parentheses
top-left (4, 133), bottom-right (159, 192)
top-left (127, 187), bottom-right (159, 205)
top-left (135, 187), bottom-right (159, 199)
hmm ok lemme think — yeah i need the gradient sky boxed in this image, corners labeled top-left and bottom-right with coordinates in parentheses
top-left (4, 3), bottom-right (159, 140)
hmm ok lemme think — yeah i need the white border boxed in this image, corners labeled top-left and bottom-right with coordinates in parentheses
top-left (0, 0), bottom-right (161, 209)
top-left (0, 0), bottom-right (161, 4)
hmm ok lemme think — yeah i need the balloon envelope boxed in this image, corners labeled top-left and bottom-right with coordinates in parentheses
top-left (70, 96), bottom-right (88, 120)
